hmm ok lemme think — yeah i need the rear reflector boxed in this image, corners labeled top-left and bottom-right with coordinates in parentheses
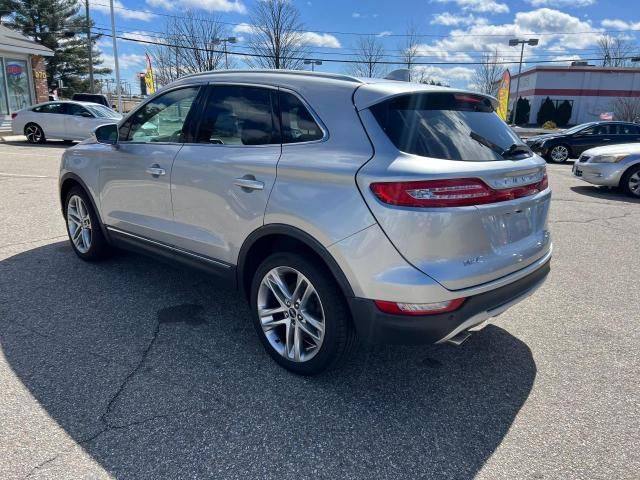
top-left (374, 298), bottom-right (465, 316)
top-left (370, 173), bottom-right (548, 208)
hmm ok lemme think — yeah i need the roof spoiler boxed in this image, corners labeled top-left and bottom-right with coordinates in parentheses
top-left (384, 69), bottom-right (411, 82)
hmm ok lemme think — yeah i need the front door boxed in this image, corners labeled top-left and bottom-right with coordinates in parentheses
top-left (98, 86), bottom-right (203, 244)
top-left (171, 84), bottom-right (281, 264)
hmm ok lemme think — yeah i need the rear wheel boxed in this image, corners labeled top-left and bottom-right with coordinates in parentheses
top-left (24, 123), bottom-right (45, 144)
top-left (621, 165), bottom-right (640, 198)
top-left (250, 253), bottom-right (356, 375)
top-left (64, 187), bottom-right (110, 260)
top-left (547, 144), bottom-right (570, 163)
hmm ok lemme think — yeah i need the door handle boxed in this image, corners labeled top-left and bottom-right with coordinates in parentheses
top-left (234, 176), bottom-right (264, 191)
top-left (146, 165), bottom-right (166, 177)
top-left (602, 138), bottom-right (611, 141)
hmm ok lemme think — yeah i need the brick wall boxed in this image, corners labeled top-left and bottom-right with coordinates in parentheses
top-left (30, 55), bottom-right (48, 103)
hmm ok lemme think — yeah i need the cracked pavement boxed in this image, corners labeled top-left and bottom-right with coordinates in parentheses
top-left (1, 142), bottom-right (639, 479)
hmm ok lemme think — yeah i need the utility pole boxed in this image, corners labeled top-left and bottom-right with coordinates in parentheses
top-left (109, 0), bottom-right (122, 112)
top-left (85, 0), bottom-right (94, 93)
top-left (508, 38), bottom-right (539, 125)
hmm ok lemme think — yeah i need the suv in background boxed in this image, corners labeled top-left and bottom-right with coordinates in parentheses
top-left (527, 121), bottom-right (640, 163)
top-left (59, 71), bottom-right (552, 374)
top-left (72, 93), bottom-right (111, 108)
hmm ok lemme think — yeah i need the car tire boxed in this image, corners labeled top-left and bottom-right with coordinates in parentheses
top-left (250, 252), bottom-right (356, 375)
top-left (64, 186), bottom-right (110, 261)
top-left (547, 144), bottom-right (570, 163)
top-left (621, 164), bottom-right (640, 198)
top-left (24, 123), bottom-right (46, 144)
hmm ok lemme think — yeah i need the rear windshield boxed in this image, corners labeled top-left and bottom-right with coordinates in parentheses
top-left (370, 93), bottom-right (529, 161)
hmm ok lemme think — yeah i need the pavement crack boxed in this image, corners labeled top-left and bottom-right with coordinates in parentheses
top-left (25, 454), bottom-right (60, 478)
top-left (100, 320), bottom-right (161, 428)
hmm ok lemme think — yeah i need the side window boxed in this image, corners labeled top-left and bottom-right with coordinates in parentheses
top-left (195, 85), bottom-right (278, 145)
top-left (120, 87), bottom-right (200, 143)
top-left (66, 104), bottom-right (90, 116)
top-left (620, 124), bottom-right (640, 135)
top-left (279, 91), bottom-right (324, 143)
top-left (39, 103), bottom-right (64, 114)
top-left (579, 126), bottom-right (596, 135)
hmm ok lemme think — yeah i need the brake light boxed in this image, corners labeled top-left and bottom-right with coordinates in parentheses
top-left (374, 298), bottom-right (465, 316)
top-left (370, 173), bottom-right (548, 208)
top-left (11, 112), bottom-right (17, 119)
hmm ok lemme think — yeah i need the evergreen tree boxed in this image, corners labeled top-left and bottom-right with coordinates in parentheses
top-left (509, 97), bottom-right (531, 125)
top-left (2, 0), bottom-right (110, 94)
top-left (537, 97), bottom-right (557, 126)
top-left (555, 100), bottom-right (573, 127)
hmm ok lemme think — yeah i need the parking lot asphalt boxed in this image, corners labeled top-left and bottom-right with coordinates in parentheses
top-left (0, 140), bottom-right (638, 480)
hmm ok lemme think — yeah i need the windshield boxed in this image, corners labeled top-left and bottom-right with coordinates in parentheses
top-left (86, 104), bottom-right (121, 119)
top-left (563, 123), bottom-right (595, 135)
top-left (370, 92), bottom-right (528, 161)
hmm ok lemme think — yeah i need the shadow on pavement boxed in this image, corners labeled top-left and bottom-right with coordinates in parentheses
top-left (570, 185), bottom-right (640, 203)
top-left (1, 140), bottom-right (75, 148)
top-left (0, 242), bottom-right (537, 479)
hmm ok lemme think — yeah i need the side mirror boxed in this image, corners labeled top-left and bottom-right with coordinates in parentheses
top-left (95, 123), bottom-right (119, 145)
top-left (80, 111), bottom-right (94, 118)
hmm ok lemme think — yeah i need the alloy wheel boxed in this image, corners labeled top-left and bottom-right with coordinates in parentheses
top-left (629, 171), bottom-right (640, 197)
top-left (257, 266), bottom-right (326, 363)
top-left (25, 125), bottom-right (43, 143)
top-left (67, 195), bottom-right (92, 254)
top-left (550, 145), bottom-right (569, 163)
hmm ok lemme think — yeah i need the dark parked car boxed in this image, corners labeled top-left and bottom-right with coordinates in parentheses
top-left (71, 93), bottom-right (111, 108)
top-left (526, 121), bottom-right (640, 163)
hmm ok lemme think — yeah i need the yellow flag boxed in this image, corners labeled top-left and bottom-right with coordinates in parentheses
top-left (144, 53), bottom-right (155, 95)
top-left (496, 70), bottom-right (511, 121)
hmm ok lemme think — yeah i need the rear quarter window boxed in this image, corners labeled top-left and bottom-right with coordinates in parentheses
top-left (370, 92), bottom-right (526, 161)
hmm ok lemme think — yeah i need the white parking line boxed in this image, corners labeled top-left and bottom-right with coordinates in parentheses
top-left (0, 172), bottom-right (54, 178)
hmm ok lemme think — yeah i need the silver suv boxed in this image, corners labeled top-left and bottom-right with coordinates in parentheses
top-left (59, 71), bottom-right (552, 374)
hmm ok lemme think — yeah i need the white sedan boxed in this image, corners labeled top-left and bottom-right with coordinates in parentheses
top-left (11, 100), bottom-right (122, 143)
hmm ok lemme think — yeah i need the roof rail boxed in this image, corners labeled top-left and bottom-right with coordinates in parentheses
top-left (178, 69), bottom-right (364, 84)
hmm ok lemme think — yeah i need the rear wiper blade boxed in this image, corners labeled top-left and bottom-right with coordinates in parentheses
top-left (469, 131), bottom-right (504, 156)
top-left (501, 143), bottom-right (533, 159)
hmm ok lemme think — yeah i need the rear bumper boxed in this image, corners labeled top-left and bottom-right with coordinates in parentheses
top-left (348, 258), bottom-right (550, 345)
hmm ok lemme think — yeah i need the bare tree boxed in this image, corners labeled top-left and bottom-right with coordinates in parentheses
top-left (473, 49), bottom-right (502, 96)
top-left (351, 36), bottom-right (386, 78)
top-left (150, 10), bottom-right (228, 87)
top-left (598, 36), bottom-right (636, 67)
top-left (400, 23), bottom-right (420, 80)
top-left (246, 0), bottom-right (308, 70)
top-left (612, 97), bottom-right (640, 122)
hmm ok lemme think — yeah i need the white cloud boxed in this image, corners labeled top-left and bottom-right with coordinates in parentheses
top-left (527, 0), bottom-right (595, 6)
top-left (121, 31), bottom-right (159, 45)
top-left (601, 19), bottom-right (640, 31)
top-left (352, 12), bottom-right (361, 18)
top-left (101, 53), bottom-right (147, 71)
top-left (299, 32), bottom-right (341, 48)
top-left (377, 31), bottom-right (393, 38)
top-left (92, 0), bottom-right (155, 21)
top-left (232, 22), bottom-right (259, 35)
top-left (431, 0), bottom-right (509, 14)
top-left (431, 12), bottom-right (482, 26)
top-left (145, 0), bottom-right (246, 14)
top-left (413, 65), bottom-right (476, 85)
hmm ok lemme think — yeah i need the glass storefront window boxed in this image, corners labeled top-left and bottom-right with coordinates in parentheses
top-left (5, 59), bottom-right (31, 112)
top-left (0, 58), bottom-right (8, 115)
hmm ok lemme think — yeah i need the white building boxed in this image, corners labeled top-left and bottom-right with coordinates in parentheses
top-left (510, 65), bottom-right (640, 125)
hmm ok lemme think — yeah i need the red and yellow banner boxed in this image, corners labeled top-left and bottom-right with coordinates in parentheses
top-left (496, 70), bottom-right (511, 121)
top-left (144, 53), bottom-right (155, 95)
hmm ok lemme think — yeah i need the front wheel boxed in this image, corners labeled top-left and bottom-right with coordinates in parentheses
top-left (250, 253), bottom-right (356, 375)
top-left (547, 144), bottom-right (570, 163)
top-left (621, 165), bottom-right (640, 198)
top-left (64, 187), bottom-right (110, 260)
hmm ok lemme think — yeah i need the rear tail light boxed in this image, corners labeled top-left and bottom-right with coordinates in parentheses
top-left (374, 298), bottom-right (465, 316)
top-left (11, 113), bottom-right (17, 119)
top-left (370, 173), bottom-right (548, 208)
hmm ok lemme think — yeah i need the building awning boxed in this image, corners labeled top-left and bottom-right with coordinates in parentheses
top-left (0, 24), bottom-right (54, 57)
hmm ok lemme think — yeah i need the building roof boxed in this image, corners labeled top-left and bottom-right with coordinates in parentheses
top-left (0, 24), bottom-right (54, 57)
top-left (512, 65), bottom-right (640, 80)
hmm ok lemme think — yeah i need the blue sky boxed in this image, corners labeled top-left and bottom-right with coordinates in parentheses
top-left (89, 0), bottom-right (640, 93)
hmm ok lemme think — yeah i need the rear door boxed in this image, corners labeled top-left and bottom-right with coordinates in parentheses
top-left (170, 84), bottom-right (281, 264)
top-left (35, 102), bottom-right (66, 138)
top-left (356, 91), bottom-right (551, 291)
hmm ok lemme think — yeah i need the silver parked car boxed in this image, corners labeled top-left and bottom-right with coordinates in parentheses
top-left (59, 71), bottom-right (552, 374)
top-left (573, 143), bottom-right (640, 198)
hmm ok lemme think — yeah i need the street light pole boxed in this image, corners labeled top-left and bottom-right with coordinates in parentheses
top-left (109, 0), bottom-right (122, 113)
top-left (212, 37), bottom-right (237, 69)
top-left (304, 59), bottom-right (322, 71)
top-left (509, 38), bottom-right (539, 126)
top-left (85, 0), bottom-right (94, 93)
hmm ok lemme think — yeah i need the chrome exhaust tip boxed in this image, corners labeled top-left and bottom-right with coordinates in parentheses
top-left (446, 331), bottom-right (472, 346)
